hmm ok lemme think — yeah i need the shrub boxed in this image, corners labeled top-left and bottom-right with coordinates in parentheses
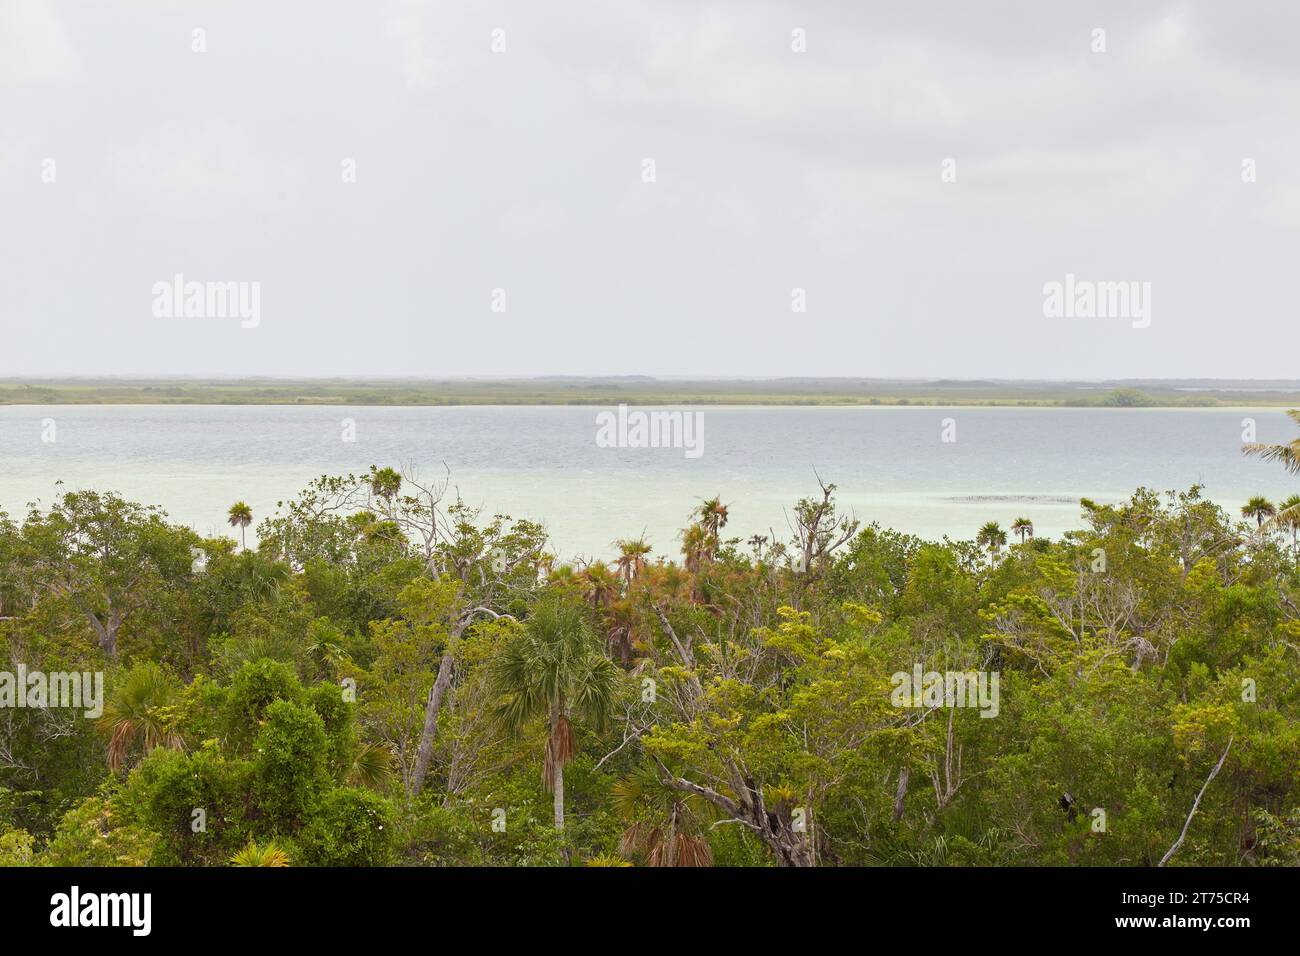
top-left (253, 700), bottom-right (330, 829)
top-left (139, 744), bottom-right (252, 865)
top-left (222, 659), bottom-right (303, 752)
top-left (297, 788), bottom-right (394, 866)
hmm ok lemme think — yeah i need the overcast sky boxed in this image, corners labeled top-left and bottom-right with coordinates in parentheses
top-left (2, 0), bottom-right (1297, 379)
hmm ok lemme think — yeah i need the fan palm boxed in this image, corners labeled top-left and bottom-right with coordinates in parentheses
top-left (227, 501), bottom-right (253, 551)
top-left (1010, 517), bottom-right (1033, 544)
top-left (1242, 495), bottom-right (1276, 530)
top-left (612, 765), bottom-right (713, 867)
top-left (582, 563), bottom-right (619, 610)
top-left (369, 466), bottom-right (402, 501)
top-left (1279, 494), bottom-right (1300, 559)
top-left (96, 662), bottom-right (184, 771)
top-left (1243, 409), bottom-right (1300, 475)
top-left (489, 596), bottom-right (618, 832)
top-left (614, 538), bottom-right (652, 588)
top-left (976, 521), bottom-right (1007, 564)
top-left (680, 523), bottom-right (709, 573)
top-left (694, 497), bottom-right (729, 541)
top-left (346, 741), bottom-right (396, 788)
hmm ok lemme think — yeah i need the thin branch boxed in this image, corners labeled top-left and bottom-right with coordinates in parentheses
top-left (1158, 735), bottom-right (1233, 868)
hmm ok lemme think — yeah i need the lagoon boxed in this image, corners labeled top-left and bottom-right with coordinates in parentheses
top-left (0, 405), bottom-right (1294, 560)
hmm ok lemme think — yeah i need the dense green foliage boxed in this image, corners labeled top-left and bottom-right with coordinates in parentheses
top-left (1, 462), bottom-right (1298, 867)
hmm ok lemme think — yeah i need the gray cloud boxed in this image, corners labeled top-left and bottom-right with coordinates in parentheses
top-left (2, 0), bottom-right (1296, 378)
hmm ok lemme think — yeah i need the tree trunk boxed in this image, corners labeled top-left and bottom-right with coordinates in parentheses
top-left (893, 767), bottom-right (910, 822)
top-left (769, 823), bottom-right (816, 867)
top-left (665, 805), bottom-right (679, 866)
top-left (87, 610), bottom-right (124, 660)
top-left (551, 708), bottom-right (565, 831)
top-left (655, 763), bottom-right (816, 866)
top-left (409, 647), bottom-right (455, 797)
top-left (553, 754), bottom-right (565, 832)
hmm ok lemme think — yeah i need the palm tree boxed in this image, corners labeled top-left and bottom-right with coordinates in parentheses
top-left (1243, 409), bottom-right (1300, 475)
top-left (227, 501), bottom-right (253, 551)
top-left (612, 765), bottom-right (713, 867)
top-left (1241, 495), bottom-right (1276, 530)
top-left (1010, 517), bottom-right (1033, 544)
top-left (604, 600), bottom-right (638, 664)
top-left (369, 466), bottom-right (402, 501)
top-left (1276, 494), bottom-right (1300, 557)
top-left (614, 538), bottom-right (652, 588)
top-left (96, 662), bottom-right (184, 771)
top-left (584, 562), bottom-right (635, 662)
top-left (490, 596), bottom-right (618, 833)
top-left (231, 839), bottom-right (291, 867)
top-left (694, 497), bottom-right (729, 541)
top-left (976, 521), bottom-right (1007, 564)
top-left (680, 523), bottom-right (707, 573)
top-left (581, 563), bottom-right (619, 611)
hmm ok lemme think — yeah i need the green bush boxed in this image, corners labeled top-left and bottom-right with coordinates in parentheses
top-left (0, 828), bottom-right (35, 866)
top-left (138, 744), bottom-right (252, 865)
top-left (298, 788), bottom-right (394, 866)
top-left (222, 659), bottom-right (304, 752)
top-left (253, 700), bottom-right (330, 829)
top-left (305, 682), bottom-right (355, 777)
top-left (40, 796), bottom-right (157, 867)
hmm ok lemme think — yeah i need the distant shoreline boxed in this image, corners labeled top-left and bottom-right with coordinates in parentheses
top-left (3, 378), bottom-right (1299, 408)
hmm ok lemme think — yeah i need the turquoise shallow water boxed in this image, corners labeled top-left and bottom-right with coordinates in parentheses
top-left (0, 405), bottom-right (1295, 561)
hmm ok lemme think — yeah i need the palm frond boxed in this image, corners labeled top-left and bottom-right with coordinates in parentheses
top-left (231, 839), bottom-right (291, 867)
top-left (348, 742), bottom-right (395, 788)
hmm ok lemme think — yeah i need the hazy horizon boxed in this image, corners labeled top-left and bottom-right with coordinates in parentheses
top-left (5, 374), bottom-right (1300, 386)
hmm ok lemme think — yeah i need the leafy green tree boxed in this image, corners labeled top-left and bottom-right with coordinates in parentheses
top-left (20, 491), bottom-right (196, 658)
top-left (0, 828), bottom-right (35, 866)
top-left (221, 658), bottom-right (304, 753)
top-left (39, 795), bottom-right (157, 866)
top-left (644, 603), bottom-right (898, 867)
top-left (136, 744), bottom-right (251, 865)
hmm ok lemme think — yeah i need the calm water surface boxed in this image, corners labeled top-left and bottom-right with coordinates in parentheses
top-left (0, 405), bottom-right (1295, 560)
